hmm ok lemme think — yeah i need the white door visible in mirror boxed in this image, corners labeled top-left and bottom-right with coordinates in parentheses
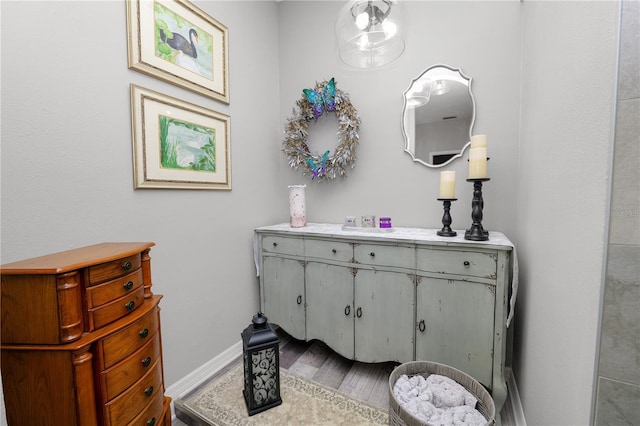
top-left (402, 65), bottom-right (475, 167)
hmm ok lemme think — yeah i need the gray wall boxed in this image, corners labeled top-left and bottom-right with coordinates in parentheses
top-left (0, 1), bottom-right (622, 425)
top-left (595, 0), bottom-right (640, 423)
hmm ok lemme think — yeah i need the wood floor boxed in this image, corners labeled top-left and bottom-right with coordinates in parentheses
top-left (174, 327), bottom-right (516, 425)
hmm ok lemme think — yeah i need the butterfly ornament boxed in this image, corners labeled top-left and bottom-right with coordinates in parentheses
top-left (306, 150), bottom-right (330, 180)
top-left (303, 78), bottom-right (337, 120)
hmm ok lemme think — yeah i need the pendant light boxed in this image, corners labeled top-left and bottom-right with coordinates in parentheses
top-left (335, 0), bottom-right (406, 69)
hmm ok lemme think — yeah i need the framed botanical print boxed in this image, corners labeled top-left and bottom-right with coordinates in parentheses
top-left (130, 84), bottom-right (231, 190)
top-left (126, 0), bottom-right (229, 103)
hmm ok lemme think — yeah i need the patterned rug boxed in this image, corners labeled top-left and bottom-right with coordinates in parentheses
top-left (180, 363), bottom-right (389, 425)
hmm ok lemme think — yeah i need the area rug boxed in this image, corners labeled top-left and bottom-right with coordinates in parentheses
top-left (181, 363), bottom-right (389, 425)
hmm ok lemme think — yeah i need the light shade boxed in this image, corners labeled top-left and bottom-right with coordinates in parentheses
top-left (336, 0), bottom-right (406, 69)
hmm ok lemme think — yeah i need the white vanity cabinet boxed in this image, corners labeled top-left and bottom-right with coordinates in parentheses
top-left (255, 223), bottom-right (514, 414)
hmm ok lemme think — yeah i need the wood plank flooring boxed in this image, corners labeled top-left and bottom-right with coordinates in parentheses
top-left (174, 326), bottom-right (516, 425)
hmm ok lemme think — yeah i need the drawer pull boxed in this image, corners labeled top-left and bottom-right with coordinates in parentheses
top-left (272, 242), bottom-right (278, 247)
top-left (142, 356), bottom-right (152, 367)
top-left (344, 305), bottom-right (351, 316)
top-left (146, 418), bottom-right (156, 426)
top-left (125, 301), bottom-right (136, 311)
top-left (296, 295), bottom-right (302, 305)
top-left (370, 252), bottom-right (375, 257)
top-left (463, 261), bottom-right (470, 267)
top-left (123, 281), bottom-right (134, 291)
top-left (418, 319), bottom-right (426, 332)
top-left (139, 328), bottom-right (149, 338)
top-left (332, 248), bottom-right (337, 254)
top-left (356, 307), bottom-right (362, 318)
top-left (122, 261), bottom-right (132, 271)
top-left (144, 386), bottom-right (154, 396)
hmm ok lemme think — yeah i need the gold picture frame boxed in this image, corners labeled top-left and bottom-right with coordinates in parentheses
top-left (126, 0), bottom-right (229, 104)
top-left (130, 84), bottom-right (231, 190)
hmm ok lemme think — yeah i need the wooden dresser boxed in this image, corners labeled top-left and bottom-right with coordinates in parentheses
top-left (1, 242), bottom-right (171, 426)
top-left (255, 223), bottom-right (515, 421)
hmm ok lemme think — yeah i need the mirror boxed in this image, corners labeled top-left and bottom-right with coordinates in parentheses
top-left (402, 64), bottom-right (475, 167)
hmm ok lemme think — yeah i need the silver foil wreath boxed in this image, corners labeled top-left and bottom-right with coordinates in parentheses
top-left (282, 78), bottom-right (361, 182)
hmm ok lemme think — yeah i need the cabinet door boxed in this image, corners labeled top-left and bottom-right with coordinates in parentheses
top-left (354, 269), bottom-right (415, 363)
top-left (415, 277), bottom-right (495, 387)
top-left (262, 256), bottom-right (305, 340)
top-left (305, 262), bottom-right (354, 359)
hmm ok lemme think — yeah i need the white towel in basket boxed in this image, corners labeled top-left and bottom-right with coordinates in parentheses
top-left (393, 374), bottom-right (485, 426)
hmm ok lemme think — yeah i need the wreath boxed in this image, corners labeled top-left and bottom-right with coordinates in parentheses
top-left (283, 78), bottom-right (361, 182)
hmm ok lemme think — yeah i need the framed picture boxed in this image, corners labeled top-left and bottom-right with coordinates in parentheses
top-left (126, 0), bottom-right (229, 104)
top-left (130, 84), bottom-right (231, 190)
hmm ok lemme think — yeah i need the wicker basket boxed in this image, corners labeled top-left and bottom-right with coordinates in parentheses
top-left (388, 361), bottom-right (495, 426)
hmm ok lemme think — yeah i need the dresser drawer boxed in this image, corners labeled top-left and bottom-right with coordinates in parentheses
top-left (96, 306), bottom-right (159, 369)
top-left (305, 239), bottom-right (352, 262)
top-left (126, 392), bottom-right (165, 426)
top-left (417, 248), bottom-right (497, 279)
top-left (86, 269), bottom-right (144, 308)
top-left (88, 286), bottom-right (145, 330)
top-left (89, 253), bottom-right (142, 285)
top-left (104, 361), bottom-right (163, 425)
top-left (354, 243), bottom-right (415, 269)
top-left (100, 336), bottom-right (161, 401)
top-left (262, 235), bottom-right (303, 256)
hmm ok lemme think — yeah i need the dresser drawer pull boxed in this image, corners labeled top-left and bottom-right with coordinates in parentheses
top-left (139, 328), bottom-right (149, 338)
top-left (370, 252), bottom-right (375, 257)
top-left (122, 261), bottom-right (133, 271)
top-left (146, 418), bottom-right (156, 426)
top-left (144, 386), bottom-right (154, 396)
top-left (125, 301), bottom-right (136, 311)
top-left (356, 307), bottom-right (362, 318)
top-left (142, 356), bottom-right (152, 367)
top-left (272, 242), bottom-right (278, 247)
top-left (296, 295), bottom-right (302, 305)
top-left (332, 248), bottom-right (337, 254)
top-left (463, 261), bottom-right (470, 267)
top-left (344, 305), bottom-right (351, 316)
top-left (418, 319), bottom-right (426, 332)
top-left (123, 281), bottom-right (134, 291)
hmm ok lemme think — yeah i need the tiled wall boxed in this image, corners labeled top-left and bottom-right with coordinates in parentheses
top-left (595, 1), bottom-right (640, 424)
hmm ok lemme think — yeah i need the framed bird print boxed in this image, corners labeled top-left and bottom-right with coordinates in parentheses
top-left (130, 84), bottom-right (231, 189)
top-left (126, 0), bottom-right (229, 103)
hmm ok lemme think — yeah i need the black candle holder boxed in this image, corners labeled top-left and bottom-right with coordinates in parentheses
top-left (465, 178), bottom-right (490, 241)
top-left (437, 198), bottom-right (457, 237)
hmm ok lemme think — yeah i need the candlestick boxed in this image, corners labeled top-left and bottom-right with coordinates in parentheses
top-left (439, 171), bottom-right (456, 199)
top-left (437, 198), bottom-right (457, 237)
top-left (465, 178), bottom-right (490, 241)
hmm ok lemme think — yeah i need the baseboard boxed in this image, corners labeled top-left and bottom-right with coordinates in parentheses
top-left (506, 367), bottom-right (527, 426)
top-left (165, 340), bottom-right (243, 419)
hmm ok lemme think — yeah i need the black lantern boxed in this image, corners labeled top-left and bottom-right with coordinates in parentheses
top-left (241, 312), bottom-right (282, 416)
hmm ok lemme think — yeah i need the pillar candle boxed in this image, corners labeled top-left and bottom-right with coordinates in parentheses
top-left (470, 134), bottom-right (487, 148)
top-left (468, 147), bottom-right (488, 179)
top-left (439, 171), bottom-right (456, 198)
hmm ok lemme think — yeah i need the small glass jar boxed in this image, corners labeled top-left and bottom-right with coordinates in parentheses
top-left (344, 216), bottom-right (357, 227)
top-left (379, 217), bottom-right (392, 228)
top-left (361, 215), bottom-right (376, 228)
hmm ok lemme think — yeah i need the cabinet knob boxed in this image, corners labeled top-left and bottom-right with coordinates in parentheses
top-left (332, 248), bottom-right (337, 254)
top-left (344, 305), bottom-right (351, 316)
top-left (463, 261), bottom-right (470, 267)
top-left (142, 356), bottom-right (152, 367)
top-left (356, 307), bottom-right (362, 318)
top-left (418, 319), bottom-right (426, 332)
top-left (123, 281), bottom-right (134, 291)
top-left (272, 242), bottom-right (278, 247)
top-left (297, 295), bottom-right (302, 305)
top-left (370, 252), bottom-right (375, 257)
top-left (139, 328), bottom-right (149, 338)
top-left (122, 261), bottom-right (132, 271)
top-left (144, 386), bottom-right (154, 396)
top-left (125, 301), bottom-right (136, 311)
top-left (146, 418), bottom-right (156, 426)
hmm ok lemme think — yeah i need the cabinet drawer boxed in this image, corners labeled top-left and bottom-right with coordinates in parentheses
top-left (354, 244), bottom-right (415, 269)
top-left (101, 336), bottom-right (161, 401)
top-left (262, 235), bottom-right (303, 256)
top-left (126, 392), bottom-right (165, 426)
top-left (305, 239), bottom-right (352, 262)
top-left (88, 286), bottom-right (145, 330)
top-left (104, 361), bottom-right (163, 426)
top-left (89, 253), bottom-right (142, 285)
top-left (86, 269), bottom-right (144, 308)
top-left (417, 249), bottom-right (497, 279)
top-left (96, 306), bottom-right (159, 369)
